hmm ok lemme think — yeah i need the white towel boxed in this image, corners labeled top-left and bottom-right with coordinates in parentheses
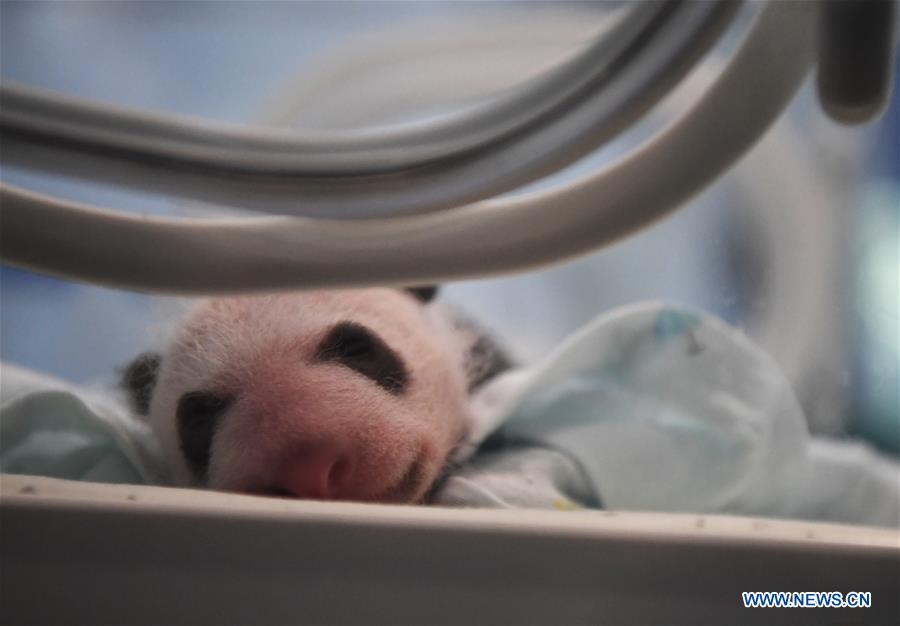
top-left (434, 302), bottom-right (899, 527)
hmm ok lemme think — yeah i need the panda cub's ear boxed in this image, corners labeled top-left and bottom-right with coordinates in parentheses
top-left (405, 286), bottom-right (440, 304)
top-left (120, 352), bottom-right (162, 416)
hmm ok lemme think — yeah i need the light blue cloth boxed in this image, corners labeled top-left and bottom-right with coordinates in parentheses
top-left (0, 363), bottom-right (167, 485)
top-left (1, 302), bottom-right (897, 527)
top-left (435, 302), bottom-right (900, 527)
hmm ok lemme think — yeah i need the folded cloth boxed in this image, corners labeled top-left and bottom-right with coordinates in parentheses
top-left (0, 363), bottom-right (168, 485)
top-left (433, 302), bottom-right (900, 528)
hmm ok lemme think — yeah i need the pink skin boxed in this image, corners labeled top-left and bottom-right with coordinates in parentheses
top-left (148, 289), bottom-right (473, 503)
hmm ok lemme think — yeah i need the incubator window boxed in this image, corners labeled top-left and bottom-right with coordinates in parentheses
top-left (1, 2), bottom-right (897, 477)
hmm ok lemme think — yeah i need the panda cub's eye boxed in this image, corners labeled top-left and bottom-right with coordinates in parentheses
top-left (176, 391), bottom-right (232, 478)
top-left (317, 322), bottom-right (408, 394)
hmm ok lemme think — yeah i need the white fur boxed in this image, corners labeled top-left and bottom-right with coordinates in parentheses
top-left (148, 289), bottom-right (474, 502)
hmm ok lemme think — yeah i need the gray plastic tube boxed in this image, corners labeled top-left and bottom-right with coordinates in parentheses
top-left (0, 1), bottom-right (738, 219)
top-left (818, 0), bottom-right (898, 124)
top-left (0, 1), bottom-right (815, 294)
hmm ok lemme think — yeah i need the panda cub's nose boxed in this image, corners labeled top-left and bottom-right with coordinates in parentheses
top-left (270, 444), bottom-right (354, 500)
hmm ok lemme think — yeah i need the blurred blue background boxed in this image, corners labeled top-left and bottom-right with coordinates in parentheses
top-left (1, 1), bottom-right (897, 453)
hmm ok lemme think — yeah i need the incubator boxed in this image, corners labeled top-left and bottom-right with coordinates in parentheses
top-left (1, 2), bottom-right (898, 624)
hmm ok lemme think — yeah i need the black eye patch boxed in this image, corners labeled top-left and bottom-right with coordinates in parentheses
top-left (316, 322), bottom-right (409, 394)
top-left (176, 391), bottom-right (232, 478)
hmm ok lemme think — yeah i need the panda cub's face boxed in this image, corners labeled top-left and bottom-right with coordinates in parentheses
top-left (145, 288), bottom-right (473, 504)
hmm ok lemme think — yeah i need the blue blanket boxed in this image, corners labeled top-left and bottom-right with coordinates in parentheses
top-left (2, 302), bottom-right (897, 527)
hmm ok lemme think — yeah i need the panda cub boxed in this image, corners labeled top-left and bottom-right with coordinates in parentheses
top-left (121, 287), bottom-right (511, 504)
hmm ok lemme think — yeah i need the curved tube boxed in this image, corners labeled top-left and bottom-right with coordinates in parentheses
top-left (817, 0), bottom-right (898, 124)
top-left (0, 0), bottom-right (815, 294)
top-left (0, 1), bottom-right (737, 218)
